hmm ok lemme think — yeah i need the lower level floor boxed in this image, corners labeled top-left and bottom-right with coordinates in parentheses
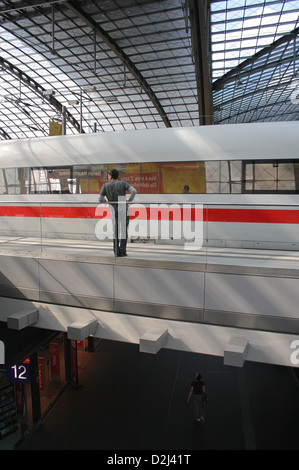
top-left (15, 338), bottom-right (299, 451)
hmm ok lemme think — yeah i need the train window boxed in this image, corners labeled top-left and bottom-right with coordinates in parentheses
top-left (106, 161), bottom-right (207, 194)
top-left (205, 161), bottom-right (242, 194)
top-left (0, 168), bottom-right (25, 195)
top-left (278, 163), bottom-right (297, 191)
top-left (3, 159), bottom-right (299, 195)
top-left (243, 160), bottom-right (298, 193)
top-left (29, 168), bottom-right (50, 193)
top-left (29, 168), bottom-right (70, 194)
top-left (81, 162), bottom-right (207, 194)
top-left (159, 162), bottom-right (206, 193)
top-left (74, 166), bottom-right (107, 194)
top-left (117, 163), bottom-right (144, 193)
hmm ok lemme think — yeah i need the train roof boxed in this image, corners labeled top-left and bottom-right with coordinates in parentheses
top-left (0, 121), bottom-right (298, 169)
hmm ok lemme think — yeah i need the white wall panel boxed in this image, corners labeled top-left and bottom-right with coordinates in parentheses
top-left (39, 259), bottom-right (114, 298)
top-left (114, 266), bottom-right (205, 308)
top-left (0, 256), bottom-right (39, 290)
top-left (205, 272), bottom-right (299, 318)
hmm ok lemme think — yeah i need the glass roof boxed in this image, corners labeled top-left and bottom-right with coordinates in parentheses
top-left (0, 0), bottom-right (298, 139)
top-left (211, 0), bottom-right (299, 123)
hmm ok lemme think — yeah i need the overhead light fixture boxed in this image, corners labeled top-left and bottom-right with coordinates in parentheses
top-left (68, 100), bottom-right (80, 106)
top-left (83, 86), bottom-right (97, 93)
top-left (104, 96), bottom-right (118, 103)
top-left (42, 89), bottom-right (55, 97)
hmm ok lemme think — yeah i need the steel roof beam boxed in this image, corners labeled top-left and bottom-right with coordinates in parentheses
top-left (0, 127), bottom-right (11, 140)
top-left (0, 1), bottom-right (68, 14)
top-left (0, 56), bottom-right (82, 134)
top-left (187, 0), bottom-right (213, 125)
top-left (213, 26), bottom-right (299, 92)
top-left (64, 0), bottom-right (171, 128)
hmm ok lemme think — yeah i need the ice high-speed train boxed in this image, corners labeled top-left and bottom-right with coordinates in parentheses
top-left (0, 121), bottom-right (299, 250)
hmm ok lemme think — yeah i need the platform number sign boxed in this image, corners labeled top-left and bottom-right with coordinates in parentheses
top-left (6, 363), bottom-right (31, 384)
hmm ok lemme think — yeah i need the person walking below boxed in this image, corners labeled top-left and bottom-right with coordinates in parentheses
top-left (187, 372), bottom-right (207, 422)
top-left (99, 169), bottom-right (137, 257)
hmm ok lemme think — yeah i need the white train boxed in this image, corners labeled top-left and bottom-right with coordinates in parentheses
top-left (0, 121), bottom-right (299, 250)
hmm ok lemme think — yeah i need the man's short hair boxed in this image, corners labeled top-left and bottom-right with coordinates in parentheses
top-left (109, 169), bottom-right (119, 179)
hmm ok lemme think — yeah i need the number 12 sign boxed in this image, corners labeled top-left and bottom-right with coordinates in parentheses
top-left (6, 363), bottom-right (31, 384)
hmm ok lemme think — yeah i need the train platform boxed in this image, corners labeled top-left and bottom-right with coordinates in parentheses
top-left (16, 338), bottom-right (299, 451)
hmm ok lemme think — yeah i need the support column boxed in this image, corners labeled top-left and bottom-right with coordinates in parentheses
top-left (30, 351), bottom-right (41, 424)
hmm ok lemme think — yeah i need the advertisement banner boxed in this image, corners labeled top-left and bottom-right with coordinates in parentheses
top-left (50, 342), bottom-right (60, 378)
top-left (49, 121), bottom-right (62, 136)
top-left (70, 340), bottom-right (79, 386)
top-left (38, 357), bottom-right (45, 392)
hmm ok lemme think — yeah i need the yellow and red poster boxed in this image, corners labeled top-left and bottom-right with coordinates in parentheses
top-left (121, 163), bottom-right (159, 193)
top-left (160, 161), bottom-right (206, 193)
top-left (121, 161), bottom-right (206, 194)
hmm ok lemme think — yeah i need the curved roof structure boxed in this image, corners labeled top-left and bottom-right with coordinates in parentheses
top-left (0, 0), bottom-right (298, 139)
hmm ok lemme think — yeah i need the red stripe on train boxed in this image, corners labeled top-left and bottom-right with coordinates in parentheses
top-left (205, 208), bottom-right (299, 224)
top-left (0, 206), bottom-right (298, 224)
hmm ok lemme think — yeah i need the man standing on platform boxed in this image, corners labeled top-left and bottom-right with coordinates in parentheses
top-left (99, 169), bottom-right (137, 257)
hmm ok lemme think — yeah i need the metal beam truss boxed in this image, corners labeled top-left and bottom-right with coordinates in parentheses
top-left (212, 26), bottom-right (299, 124)
top-left (0, 0), bottom-right (200, 139)
top-left (0, 55), bottom-right (82, 134)
top-left (64, 0), bottom-right (171, 128)
top-left (187, 0), bottom-right (213, 125)
top-left (0, 1), bottom-right (68, 14)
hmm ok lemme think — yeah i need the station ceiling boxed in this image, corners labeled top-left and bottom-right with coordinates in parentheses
top-left (0, 0), bottom-right (298, 139)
